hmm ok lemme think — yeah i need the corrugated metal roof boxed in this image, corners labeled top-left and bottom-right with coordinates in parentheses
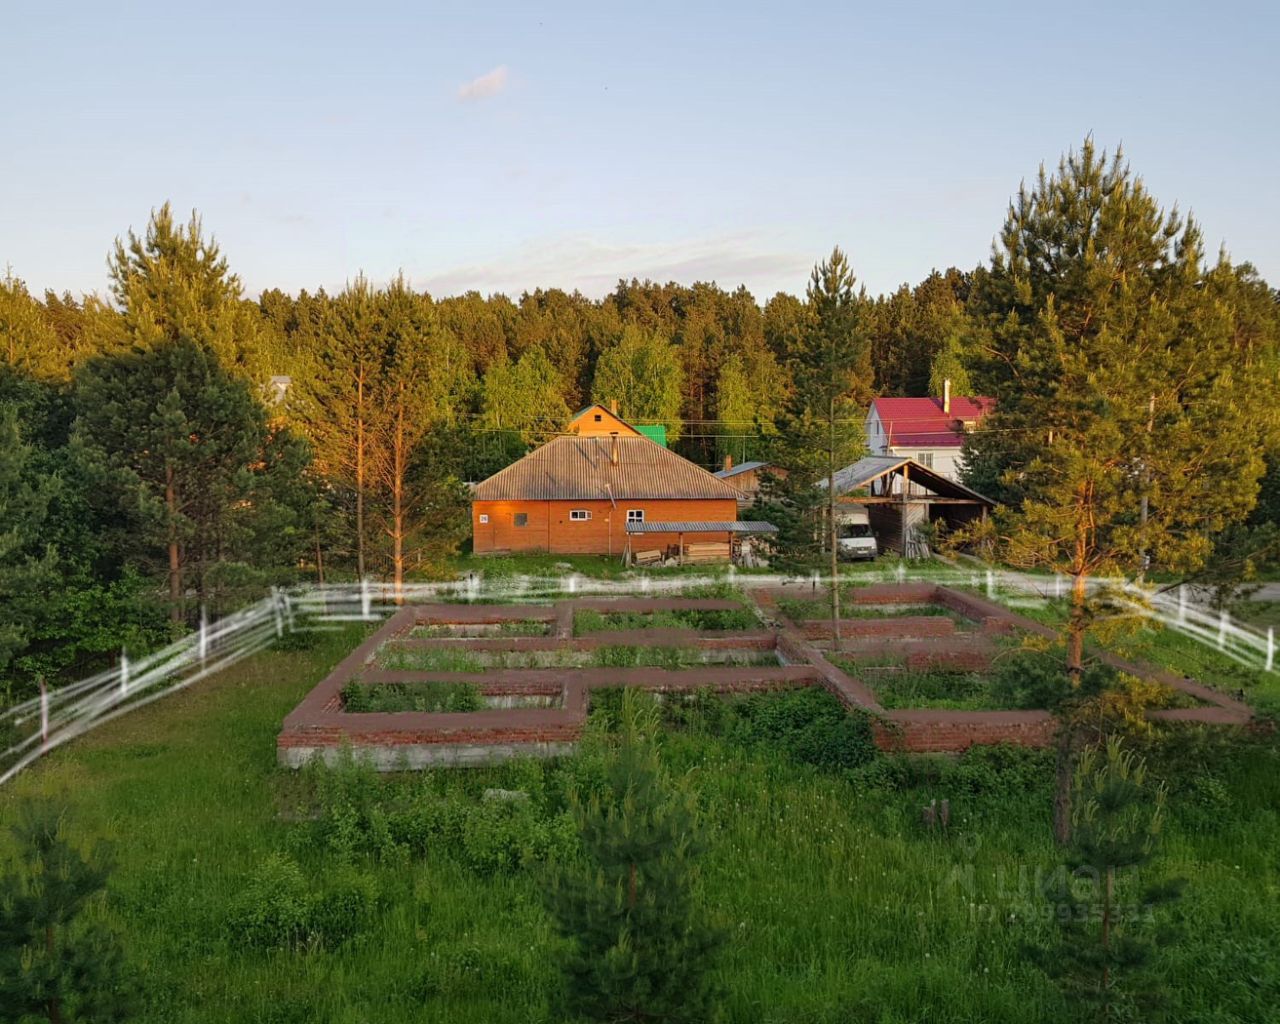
top-left (870, 396), bottom-right (994, 448)
top-left (625, 520), bottom-right (777, 534)
top-left (714, 460), bottom-right (767, 479)
top-left (823, 455), bottom-right (994, 504)
top-left (473, 435), bottom-right (744, 502)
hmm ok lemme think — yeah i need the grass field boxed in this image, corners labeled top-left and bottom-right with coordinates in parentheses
top-left (2, 628), bottom-right (1279, 1023)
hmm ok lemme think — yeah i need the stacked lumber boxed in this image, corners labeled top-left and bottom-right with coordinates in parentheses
top-left (682, 542), bottom-right (731, 564)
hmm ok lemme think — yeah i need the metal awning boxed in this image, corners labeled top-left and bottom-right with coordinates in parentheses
top-left (624, 520), bottom-right (778, 534)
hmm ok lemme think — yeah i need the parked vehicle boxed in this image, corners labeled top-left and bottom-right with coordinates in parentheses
top-left (836, 508), bottom-right (878, 561)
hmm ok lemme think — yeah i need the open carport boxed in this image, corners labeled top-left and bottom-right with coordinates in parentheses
top-left (827, 456), bottom-right (994, 558)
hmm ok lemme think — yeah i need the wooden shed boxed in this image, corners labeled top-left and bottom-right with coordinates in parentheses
top-left (826, 455), bottom-right (994, 557)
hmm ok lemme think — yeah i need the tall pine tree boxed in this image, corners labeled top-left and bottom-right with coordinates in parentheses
top-left (785, 247), bottom-right (870, 649)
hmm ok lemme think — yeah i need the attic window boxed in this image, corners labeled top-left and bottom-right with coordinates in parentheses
top-left (594, 414), bottom-right (602, 422)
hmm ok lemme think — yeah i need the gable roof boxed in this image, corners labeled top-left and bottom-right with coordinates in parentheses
top-left (566, 404), bottom-right (643, 437)
top-left (825, 455), bottom-right (994, 504)
top-left (870, 396), bottom-right (994, 448)
top-left (473, 435), bottom-right (743, 502)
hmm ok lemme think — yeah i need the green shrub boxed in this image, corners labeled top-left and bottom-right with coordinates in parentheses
top-left (732, 688), bottom-right (878, 771)
top-left (227, 853), bottom-right (312, 949)
top-left (459, 800), bottom-right (577, 875)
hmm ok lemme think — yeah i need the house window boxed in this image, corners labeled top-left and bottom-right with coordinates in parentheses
top-left (626, 509), bottom-right (644, 523)
top-left (514, 513), bottom-right (528, 527)
top-left (594, 414), bottom-right (602, 422)
top-left (917, 453), bottom-right (934, 469)
top-left (478, 514), bottom-right (489, 524)
top-left (570, 509), bottom-right (591, 521)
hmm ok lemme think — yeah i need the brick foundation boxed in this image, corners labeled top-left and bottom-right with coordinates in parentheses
top-left (278, 585), bottom-right (1254, 769)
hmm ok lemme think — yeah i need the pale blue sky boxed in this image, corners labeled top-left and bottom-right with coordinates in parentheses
top-left (4, 1), bottom-right (1277, 301)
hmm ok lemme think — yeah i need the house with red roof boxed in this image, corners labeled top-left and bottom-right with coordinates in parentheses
top-left (864, 380), bottom-right (993, 483)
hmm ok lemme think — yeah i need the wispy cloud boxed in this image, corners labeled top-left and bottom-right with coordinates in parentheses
top-left (417, 233), bottom-right (811, 299)
top-left (457, 65), bottom-right (509, 102)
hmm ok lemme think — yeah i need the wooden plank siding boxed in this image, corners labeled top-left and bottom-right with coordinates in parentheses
top-left (472, 498), bottom-right (739, 556)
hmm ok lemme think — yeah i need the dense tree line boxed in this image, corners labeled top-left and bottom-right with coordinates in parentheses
top-left (2, 138), bottom-right (1279, 703)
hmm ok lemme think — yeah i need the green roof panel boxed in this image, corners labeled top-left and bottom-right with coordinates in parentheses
top-left (635, 424), bottom-right (667, 447)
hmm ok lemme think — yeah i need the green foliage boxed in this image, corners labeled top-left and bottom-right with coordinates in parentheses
top-left (3, 630), bottom-right (1280, 1023)
top-left (226, 852), bottom-right (377, 951)
top-left (730, 687), bottom-right (879, 772)
top-left (546, 691), bottom-right (724, 1023)
top-left (481, 345), bottom-right (571, 445)
top-left (0, 800), bottom-right (135, 1023)
top-left (574, 607), bottom-right (759, 634)
top-left (1026, 740), bottom-right (1183, 1022)
top-left (340, 680), bottom-right (484, 713)
top-left (592, 324), bottom-right (684, 440)
top-left (964, 138), bottom-right (1280, 669)
top-left (0, 405), bottom-right (59, 684)
top-left (73, 336), bottom-right (314, 621)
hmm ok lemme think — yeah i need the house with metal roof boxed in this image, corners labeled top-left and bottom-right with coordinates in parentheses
top-left (471, 417), bottom-right (764, 561)
top-left (566, 401), bottom-right (669, 447)
top-left (865, 380), bottom-right (994, 482)
top-left (713, 456), bottom-right (786, 509)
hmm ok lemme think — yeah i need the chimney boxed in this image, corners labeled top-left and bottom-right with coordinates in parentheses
top-left (609, 398), bottom-right (618, 415)
top-left (723, 454), bottom-right (733, 472)
top-left (943, 378), bottom-right (952, 415)
top-left (610, 431), bottom-right (619, 466)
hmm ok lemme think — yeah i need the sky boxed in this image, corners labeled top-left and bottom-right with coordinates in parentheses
top-left (4, 1), bottom-right (1278, 303)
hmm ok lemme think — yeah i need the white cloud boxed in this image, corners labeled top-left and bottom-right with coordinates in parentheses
top-left (456, 66), bottom-right (509, 102)
top-left (416, 233), bottom-right (812, 300)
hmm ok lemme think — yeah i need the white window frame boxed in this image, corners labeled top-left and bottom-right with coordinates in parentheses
top-left (478, 513), bottom-right (489, 524)
top-left (626, 509), bottom-right (645, 524)
top-left (917, 452), bottom-right (934, 469)
top-left (569, 509), bottom-right (591, 521)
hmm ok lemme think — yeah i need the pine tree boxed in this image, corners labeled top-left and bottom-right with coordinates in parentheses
top-left (105, 203), bottom-right (267, 377)
top-left (288, 280), bottom-right (385, 579)
top-left (0, 272), bottom-right (62, 380)
top-left (368, 279), bottom-right (473, 594)
top-left (546, 692), bottom-right (723, 1023)
top-left (788, 247), bottom-right (870, 650)
top-left (963, 140), bottom-right (1277, 840)
top-left (0, 801), bottom-right (135, 1023)
top-left (72, 338), bottom-right (311, 624)
top-left (1028, 739), bottom-right (1182, 1022)
top-left (592, 325), bottom-right (684, 440)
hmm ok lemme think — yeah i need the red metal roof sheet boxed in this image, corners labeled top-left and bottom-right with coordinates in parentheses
top-left (871, 396), bottom-right (994, 448)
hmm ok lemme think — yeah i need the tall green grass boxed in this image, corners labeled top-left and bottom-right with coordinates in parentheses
top-left (1, 632), bottom-right (1277, 1023)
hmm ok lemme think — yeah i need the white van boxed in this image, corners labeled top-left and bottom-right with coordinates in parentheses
top-left (836, 508), bottom-right (878, 561)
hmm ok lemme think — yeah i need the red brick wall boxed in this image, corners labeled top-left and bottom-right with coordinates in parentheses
top-left (875, 711), bottom-right (1057, 752)
top-left (471, 498), bottom-right (739, 556)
